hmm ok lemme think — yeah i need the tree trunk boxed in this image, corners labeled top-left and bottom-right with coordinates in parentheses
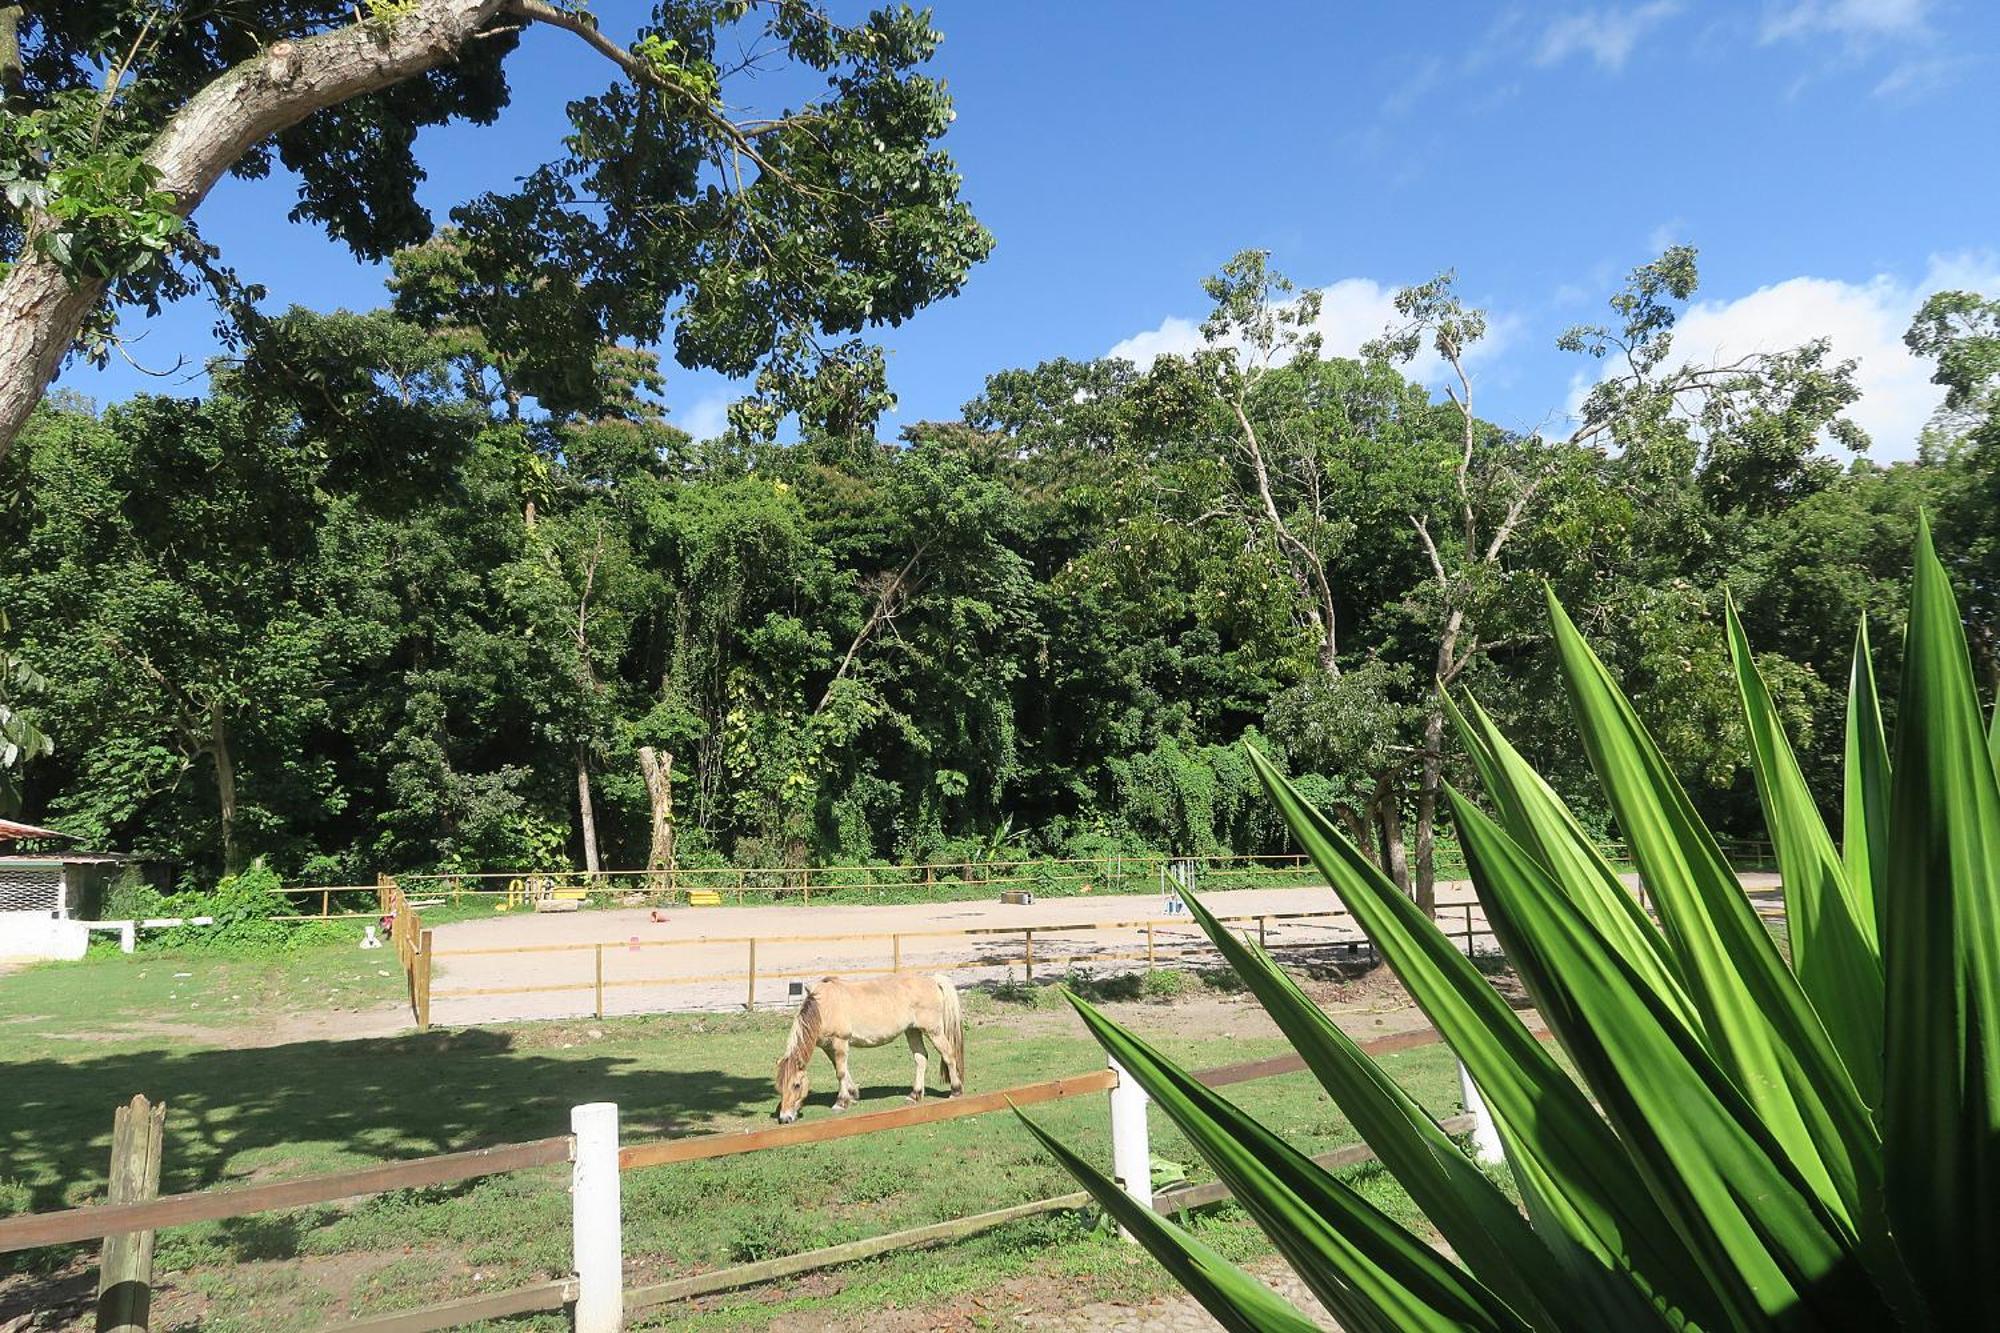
top-left (0, 249), bottom-right (107, 461)
top-left (1413, 610), bottom-right (1465, 919)
top-left (575, 744), bottom-right (600, 874)
top-left (0, 0), bottom-right (511, 462)
top-left (637, 745), bottom-right (675, 886)
top-left (1413, 702), bottom-right (1444, 918)
top-left (209, 701), bottom-right (241, 875)
top-left (1378, 798), bottom-right (1410, 896)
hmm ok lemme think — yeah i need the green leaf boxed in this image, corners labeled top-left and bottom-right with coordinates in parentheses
top-left (1245, 746), bottom-right (1724, 1330)
top-left (1881, 517), bottom-right (2000, 1323)
top-left (1726, 599), bottom-right (1883, 1109)
top-left (1544, 588), bottom-right (1882, 1243)
top-left (1447, 691), bottom-right (1700, 1036)
top-left (1064, 992), bottom-right (1529, 1333)
top-left (1843, 619), bottom-right (1891, 954)
top-left (1177, 867), bottom-right (1644, 1332)
top-left (1010, 1108), bottom-right (1321, 1333)
top-left (1452, 788), bottom-right (1895, 1329)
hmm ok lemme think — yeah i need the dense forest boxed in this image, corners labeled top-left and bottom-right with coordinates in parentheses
top-left (4, 241), bottom-right (1996, 908)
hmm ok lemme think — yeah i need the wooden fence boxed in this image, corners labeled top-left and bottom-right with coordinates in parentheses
top-left (416, 903), bottom-right (1498, 1030)
top-left (274, 839), bottom-right (1779, 918)
top-left (0, 1026), bottom-right (1498, 1332)
top-left (376, 876), bottom-right (434, 1030)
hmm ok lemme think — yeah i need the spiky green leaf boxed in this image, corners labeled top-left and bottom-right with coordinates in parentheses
top-left (1881, 518), bottom-right (2000, 1324)
top-left (1453, 788), bottom-right (1895, 1328)
top-left (1726, 599), bottom-right (1883, 1109)
top-left (1544, 589), bottom-right (1882, 1241)
top-left (1843, 619), bottom-right (1891, 953)
top-left (1011, 1108), bottom-right (1321, 1333)
top-left (1246, 746), bottom-right (1725, 1329)
top-left (1064, 993), bottom-right (1529, 1333)
top-left (1175, 881), bottom-right (1605, 1331)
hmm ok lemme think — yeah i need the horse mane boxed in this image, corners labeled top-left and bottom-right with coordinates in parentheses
top-left (778, 992), bottom-right (823, 1078)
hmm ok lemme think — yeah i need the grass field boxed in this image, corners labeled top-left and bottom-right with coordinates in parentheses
top-left (0, 938), bottom-right (1471, 1331)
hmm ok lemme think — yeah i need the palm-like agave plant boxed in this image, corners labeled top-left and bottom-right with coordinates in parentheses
top-left (1021, 525), bottom-right (1999, 1330)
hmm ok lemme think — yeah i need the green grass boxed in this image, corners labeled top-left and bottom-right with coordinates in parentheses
top-left (0, 939), bottom-right (1465, 1330)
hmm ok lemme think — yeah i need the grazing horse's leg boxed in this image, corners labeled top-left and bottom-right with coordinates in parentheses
top-left (828, 1038), bottom-right (857, 1110)
top-left (905, 1029), bottom-right (928, 1103)
top-left (935, 1026), bottom-right (962, 1097)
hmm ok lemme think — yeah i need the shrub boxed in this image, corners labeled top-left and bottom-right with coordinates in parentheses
top-left (1023, 530), bottom-right (2000, 1329)
top-left (144, 859), bottom-right (342, 954)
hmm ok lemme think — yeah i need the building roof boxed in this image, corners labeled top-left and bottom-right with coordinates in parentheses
top-left (0, 818), bottom-right (71, 843)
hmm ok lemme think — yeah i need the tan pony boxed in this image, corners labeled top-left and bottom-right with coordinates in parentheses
top-left (774, 974), bottom-right (964, 1123)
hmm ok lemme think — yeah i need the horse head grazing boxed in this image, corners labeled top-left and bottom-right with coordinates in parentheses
top-left (775, 993), bottom-right (821, 1123)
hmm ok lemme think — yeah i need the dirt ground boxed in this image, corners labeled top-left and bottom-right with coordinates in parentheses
top-left (420, 880), bottom-right (1506, 1025)
top-left (425, 873), bottom-right (1781, 1027)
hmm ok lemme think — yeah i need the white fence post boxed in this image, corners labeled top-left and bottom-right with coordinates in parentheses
top-left (571, 1101), bottom-right (623, 1332)
top-left (1457, 1062), bottom-right (1504, 1164)
top-left (1107, 1056), bottom-right (1152, 1237)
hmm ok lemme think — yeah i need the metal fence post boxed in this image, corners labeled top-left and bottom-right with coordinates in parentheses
top-left (1106, 1056), bottom-right (1151, 1239)
top-left (571, 1102), bottom-right (622, 1333)
top-left (1457, 1062), bottom-right (1504, 1164)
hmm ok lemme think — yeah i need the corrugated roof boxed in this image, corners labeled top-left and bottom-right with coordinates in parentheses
top-left (0, 818), bottom-right (71, 842)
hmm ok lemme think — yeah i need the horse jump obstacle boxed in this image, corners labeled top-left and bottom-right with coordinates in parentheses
top-left (0, 1027), bottom-right (1507, 1332)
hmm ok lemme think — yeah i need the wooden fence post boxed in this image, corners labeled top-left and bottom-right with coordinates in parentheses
top-left (891, 934), bottom-right (901, 973)
top-left (1462, 904), bottom-right (1474, 954)
top-left (96, 1094), bottom-right (166, 1333)
top-left (1458, 1063), bottom-right (1504, 1164)
top-left (570, 1102), bottom-right (623, 1333)
top-left (1144, 923), bottom-right (1155, 970)
top-left (1257, 916), bottom-right (1267, 950)
top-left (1106, 1057), bottom-right (1151, 1239)
top-left (745, 939), bottom-right (757, 1012)
top-left (415, 930), bottom-right (434, 1032)
top-left (1023, 930), bottom-right (1034, 984)
top-left (594, 944), bottom-right (605, 1021)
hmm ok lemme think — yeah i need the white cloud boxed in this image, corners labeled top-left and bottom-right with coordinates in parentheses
top-left (1761, 0), bottom-right (1929, 42)
top-left (1871, 52), bottom-right (1977, 99)
top-left (1647, 219), bottom-right (1687, 255)
top-left (1569, 253), bottom-right (2000, 459)
top-left (1105, 315), bottom-right (1210, 368)
top-left (1107, 277), bottom-right (1514, 387)
top-left (1535, 2), bottom-right (1682, 70)
top-left (676, 391), bottom-right (732, 440)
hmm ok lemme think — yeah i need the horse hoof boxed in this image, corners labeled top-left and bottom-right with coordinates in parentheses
top-left (906, 1093), bottom-right (923, 1104)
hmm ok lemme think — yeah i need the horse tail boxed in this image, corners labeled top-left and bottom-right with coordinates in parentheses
top-left (933, 974), bottom-right (964, 1088)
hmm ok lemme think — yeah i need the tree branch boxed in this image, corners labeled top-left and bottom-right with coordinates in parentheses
top-left (0, 4), bottom-right (24, 96)
top-left (505, 0), bottom-right (816, 198)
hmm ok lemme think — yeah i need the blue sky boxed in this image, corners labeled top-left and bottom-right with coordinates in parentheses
top-left (62, 0), bottom-right (1999, 458)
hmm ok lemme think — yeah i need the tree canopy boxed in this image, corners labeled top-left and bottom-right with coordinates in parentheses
top-left (5, 242), bottom-right (1987, 894)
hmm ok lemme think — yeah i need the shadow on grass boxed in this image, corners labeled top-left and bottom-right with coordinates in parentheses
top-left (3, 1026), bottom-right (772, 1216)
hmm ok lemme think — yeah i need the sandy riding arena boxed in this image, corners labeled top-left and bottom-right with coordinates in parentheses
top-left (421, 880), bottom-right (1490, 1024)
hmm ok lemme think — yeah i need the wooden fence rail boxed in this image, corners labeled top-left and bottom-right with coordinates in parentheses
top-left (0, 1138), bottom-right (573, 1254)
top-left (0, 1025), bottom-right (1496, 1331)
